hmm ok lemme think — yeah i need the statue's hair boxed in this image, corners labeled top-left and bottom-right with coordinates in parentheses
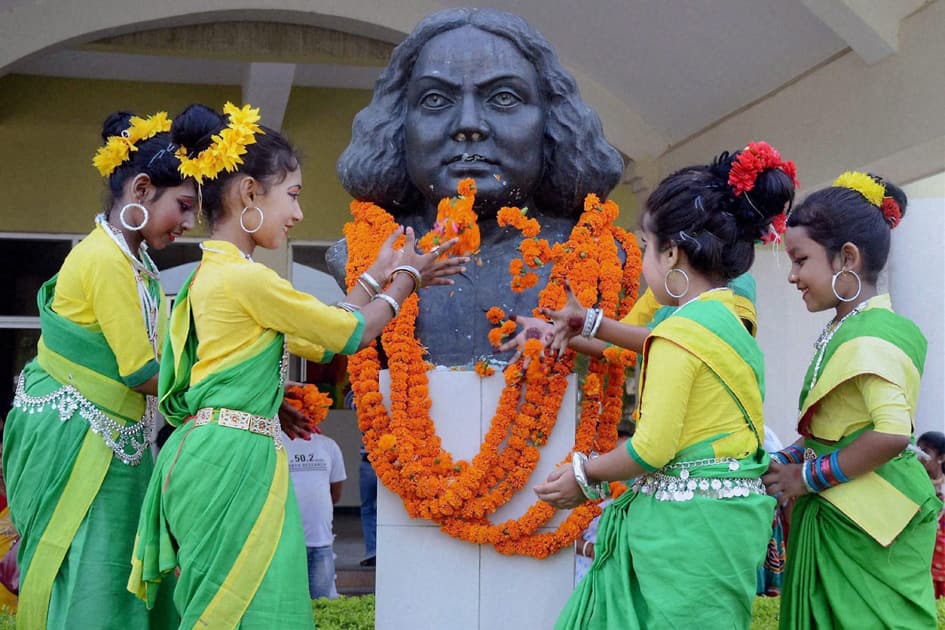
top-left (337, 8), bottom-right (624, 217)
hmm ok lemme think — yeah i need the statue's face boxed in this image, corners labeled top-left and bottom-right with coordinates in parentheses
top-left (405, 26), bottom-right (546, 215)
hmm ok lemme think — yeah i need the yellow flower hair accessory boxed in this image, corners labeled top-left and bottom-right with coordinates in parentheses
top-left (176, 102), bottom-right (264, 183)
top-left (833, 171), bottom-right (884, 207)
top-left (92, 112), bottom-right (172, 177)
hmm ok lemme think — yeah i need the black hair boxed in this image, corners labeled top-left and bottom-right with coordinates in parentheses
top-left (786, 174), bottom-right (907, 283)
top-left (642, 148), bottom-right (796, 281)
top-left (919, 431), bottom-right (945, 475)
top-left (173, 104), bottom-right (301, 227)
top-left (337, 7), bottom-right (623, 217)
top-left (100, 109), bottom-right (216, 213)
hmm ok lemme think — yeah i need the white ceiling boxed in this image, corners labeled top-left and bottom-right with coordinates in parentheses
top-left (3, 0), bottom-right (931, 156)
top-left (440, 0), bottom-right (848, 143)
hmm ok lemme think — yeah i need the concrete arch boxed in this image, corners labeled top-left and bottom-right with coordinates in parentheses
top-left (0, 0), bottom-right (666, 161)
top-left (0, 1), bottom-right (439, 72)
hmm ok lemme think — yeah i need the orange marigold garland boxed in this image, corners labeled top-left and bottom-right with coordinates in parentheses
top-left (344, 179), bottom-right (642, 558)
top-left (284, 384), bottom-right (333, 428)
top-left (418, 178), bottom-right (481, 257)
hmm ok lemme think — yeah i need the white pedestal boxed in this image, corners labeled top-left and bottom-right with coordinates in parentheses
top-left (375, 368), bottom-right (577, 630)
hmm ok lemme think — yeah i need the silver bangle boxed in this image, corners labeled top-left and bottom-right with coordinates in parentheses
top-left (335, 301), bottom-right (361, 313)
top-left (582, 540), bottom-right (593, 557)
top-left (572, 452), bottom-right (601, 500)
top-left (356, 278), bottom-right (377, 298)
top-left (390, 264), bottom-right (422, 293)
top-left (589, 309), bottom-right (604, 338)
top-left (371, 292), bottom-right (400, 317)
top-left (361, 271), bottom-right (383, 294)
top-left (581, 308), bottom-right (600, 339)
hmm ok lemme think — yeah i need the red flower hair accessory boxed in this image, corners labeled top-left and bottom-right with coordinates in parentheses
top-left (881, 197), bottom-right (902, 229)
top-left (728, 141), bottom-right (798, 196)
top-left (760, 212), bottom-right (788, 245)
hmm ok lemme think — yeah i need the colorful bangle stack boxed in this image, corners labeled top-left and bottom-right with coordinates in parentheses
top-left (801, 451), bottom-right (849, 493)
top-left (770, 444), bottom-right (805, 465)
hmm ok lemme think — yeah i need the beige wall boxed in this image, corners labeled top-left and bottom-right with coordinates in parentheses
top-left (0, 75), bottom-right (240, 234)
top-left (0, 73), bottom-right (640, 241)
top-left (0, 74), bottom-right (375, 240)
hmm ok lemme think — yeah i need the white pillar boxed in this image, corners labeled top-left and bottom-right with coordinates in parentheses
top-left (890, 175), bottom-right (945, 435)
top-left (375, 369), bottom-right (577, 630)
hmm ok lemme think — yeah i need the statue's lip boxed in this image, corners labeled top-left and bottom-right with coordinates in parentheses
top-left (445, 153), bottom-right (495, 165)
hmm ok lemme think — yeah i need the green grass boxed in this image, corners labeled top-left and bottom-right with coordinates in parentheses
top-left (1, 596), bottom-right (943, 628)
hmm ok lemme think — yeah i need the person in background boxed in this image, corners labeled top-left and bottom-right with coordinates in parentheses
top-left (918, 431), bottom-right (945, 598)
top-left (283, 427), bottom-right (346, 599)
top-left (358, 437), bottom-right (377, 567)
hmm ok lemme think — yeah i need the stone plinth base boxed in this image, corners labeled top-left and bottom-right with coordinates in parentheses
top-left (375, 368), bottom-right (577, 630)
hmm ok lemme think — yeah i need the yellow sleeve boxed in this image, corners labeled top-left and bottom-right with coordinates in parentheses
top-left (55, 247), bottom-right (159, 386)
top-left (621, 287), bottom-right (661, 327)
top-left (286, 336), bottom-right (331, 363)
top-left (626, 338), bottom-right (698, 470)
top-left (856, 374), bottom-right (913, 436)
top-left (226, 262), bottom-right (365, 358)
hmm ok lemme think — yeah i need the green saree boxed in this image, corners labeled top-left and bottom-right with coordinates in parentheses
top-left (556, 298), bottom-right (775, 629)
top-left (129, 273), bottom-right (314, 630)
top-left (780, 304), bottom-right (938, 629)
top-left (3, 275), bottom-right (176, 629)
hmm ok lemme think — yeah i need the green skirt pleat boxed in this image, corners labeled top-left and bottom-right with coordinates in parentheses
top-left (139, 421), bottom-right (313, 629)
top-left (780, 492), bottom-right (938, 630)
top-left (3, 361), bottom-right (176, 629)
top-left (556, 488), bottom-right (775, 629)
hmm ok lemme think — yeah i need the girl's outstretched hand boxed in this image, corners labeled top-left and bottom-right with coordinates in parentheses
top-left (496, 314), bottom-right (554, 366)
top-left (539, 280), bottom-right (589, 358)
top-left (374, 227), bottom-right (469, 289)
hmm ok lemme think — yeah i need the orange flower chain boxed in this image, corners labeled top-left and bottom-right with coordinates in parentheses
top-left (284, 384), bottom-right (334, 428)
top-left (417, 178), bottom-right (481, 257)
top-left (344, 182), bottom-right (642, 558)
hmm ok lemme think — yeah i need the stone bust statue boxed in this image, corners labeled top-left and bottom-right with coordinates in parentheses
top-left (329, 8), bottom-right (624, 366)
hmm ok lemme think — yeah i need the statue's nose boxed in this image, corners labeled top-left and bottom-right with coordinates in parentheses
top-left (451, 98), bottom-right (489, 142)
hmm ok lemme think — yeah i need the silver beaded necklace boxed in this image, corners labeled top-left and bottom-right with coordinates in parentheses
top-left (808, 298), bottom-right (870, 389)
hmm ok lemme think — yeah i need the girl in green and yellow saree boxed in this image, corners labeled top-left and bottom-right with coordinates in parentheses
top-left (2, 107), bottom-right (218, 629)
top-left (765, 172), bottom-right (939, 628)
top-left (535, 143), bottom-right (796, 629)
top-left (127, 103), bottom-right (467, 629)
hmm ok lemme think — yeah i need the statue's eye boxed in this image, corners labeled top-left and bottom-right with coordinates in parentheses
top-left (490, 91), bottom-right (522, 108)
top-left (419, 92), bottom-right (451, 110)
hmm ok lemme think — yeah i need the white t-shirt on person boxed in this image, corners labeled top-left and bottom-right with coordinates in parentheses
top-left (282, 432), bottom-right (346, 547)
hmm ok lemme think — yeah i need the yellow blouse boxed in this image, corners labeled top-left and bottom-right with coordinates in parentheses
top-left (628, 291), bottom-right (759, 469)
top-left (188, 240), bottom-right (364, 385)
top-left (805, 295), bottom-right (913, 440)
top-left (622, 284), bottom-right (757, 335)
top-left (51, 224), bottom-right (164, 386)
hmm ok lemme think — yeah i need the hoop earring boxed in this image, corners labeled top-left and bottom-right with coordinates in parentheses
top-left (119, 203), bottom-right (149, 231)
top-left (664, 268), bottom-right (690, 300)
top-left (831, 269), bottom-right (862, 303)
top-left (240, 206), bottom-right (264, 234)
